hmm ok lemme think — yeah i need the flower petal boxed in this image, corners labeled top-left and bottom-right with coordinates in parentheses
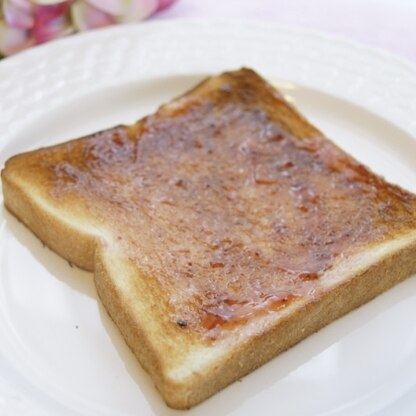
top-left (156, 0), bottom-right (176, 12)
top-left (30, 2), bottom-right (72, 44)
top-left (6, 0), bottom-right (32, 13)
top-left (122, 0), bottom-right (159, 22)
top-left (32, 0), bottom-right (69, 4)
top-left (32, 1), bottom-right (71, 23)
top-left (86, 0), bottom-right (158, 21)
top-left (3, 0), bottom-right (34, 29)
top-left (0, 21), bottom-right (33, 55)
top-left (85, 0), bottom-right (123, 16)
top-left (71, 2), bottom-right (116, 32)
top-left (31, 14), bottom-right (73, 43)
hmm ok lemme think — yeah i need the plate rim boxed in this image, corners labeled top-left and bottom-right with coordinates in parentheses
top-left (2, 18), bottom-right (416, 72)
top-left (1, 19), bottom-right (416, 143)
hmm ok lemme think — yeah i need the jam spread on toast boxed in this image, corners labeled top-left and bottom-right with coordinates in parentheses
top-left (31, 69), bottom-right (416, 336)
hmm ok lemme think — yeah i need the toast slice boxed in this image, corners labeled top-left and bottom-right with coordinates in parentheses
top-left (2, 68), bottom-right (416, 409)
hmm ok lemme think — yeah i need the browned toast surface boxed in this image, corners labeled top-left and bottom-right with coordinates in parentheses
top-left (2, 68), bottom-right (416, 408)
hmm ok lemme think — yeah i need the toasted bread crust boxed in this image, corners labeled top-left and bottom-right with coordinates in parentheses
top-left (2, 68), bottom-right (416, 409)
top-left (2, 166), bottom-right (98, 271)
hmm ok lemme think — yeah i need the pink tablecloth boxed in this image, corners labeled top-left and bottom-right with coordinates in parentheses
top-left (155, 0), bottom-right (416, 64)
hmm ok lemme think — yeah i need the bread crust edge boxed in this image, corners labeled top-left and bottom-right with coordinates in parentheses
top-left (2, 166), bottom-right (98, 271)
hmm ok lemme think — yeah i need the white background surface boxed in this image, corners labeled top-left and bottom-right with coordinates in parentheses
top-left (157, 0), bottom-right (416, 62)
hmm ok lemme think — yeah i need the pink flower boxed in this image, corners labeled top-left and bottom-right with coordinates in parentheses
top-left (156, 0), bottom-right (176, 12)
top-left (0, 0), bottom-right (177, 56)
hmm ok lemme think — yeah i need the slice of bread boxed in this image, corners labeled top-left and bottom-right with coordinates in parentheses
top-left (2, 68), bottom-right (416, 409)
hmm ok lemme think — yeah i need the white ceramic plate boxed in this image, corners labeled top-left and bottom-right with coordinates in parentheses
top-left (0, 19), bottom-right (416, 416)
